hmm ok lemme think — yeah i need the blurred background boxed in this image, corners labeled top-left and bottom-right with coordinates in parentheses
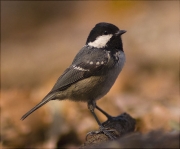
top-left (1, 1), bottom-right (179, 148)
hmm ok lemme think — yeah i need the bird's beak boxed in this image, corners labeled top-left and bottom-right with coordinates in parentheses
top-left (115, 30), bottom-right (126, 36)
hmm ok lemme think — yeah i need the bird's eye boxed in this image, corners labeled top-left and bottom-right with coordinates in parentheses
top-left (104, 31), bottom-right (108, 35)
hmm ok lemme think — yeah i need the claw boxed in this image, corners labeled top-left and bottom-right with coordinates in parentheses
top-left (86, 130), bottom-right (101, 141)
top-left (86, 126), bottom-right (117, 141)
top-left (99, 125), bottom-right (117, 140)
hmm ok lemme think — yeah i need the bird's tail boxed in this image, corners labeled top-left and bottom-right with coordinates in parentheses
top-left (21, 93), bottom-right (56, 120)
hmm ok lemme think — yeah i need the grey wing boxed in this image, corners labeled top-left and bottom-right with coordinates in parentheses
top-left (50, 47), bottom-right (110, 93)
top-left (50, 67), bottom-right (86, 92)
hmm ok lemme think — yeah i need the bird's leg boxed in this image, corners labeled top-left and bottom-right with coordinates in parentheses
top-left (95, 105), bottom-right (112, 119)
top-left (87, 101), bottom-right (102, 125)
top-left (87, 101), bottom-right (116, 140)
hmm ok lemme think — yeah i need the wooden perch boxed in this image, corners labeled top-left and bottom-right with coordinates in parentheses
top-left (81, 113), bottom-right (136, 148)
top-left (80, 113), bottom-right (179, 149)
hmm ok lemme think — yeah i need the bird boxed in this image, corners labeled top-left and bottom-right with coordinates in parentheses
top-left (21, 22), bottom-right (126, 139)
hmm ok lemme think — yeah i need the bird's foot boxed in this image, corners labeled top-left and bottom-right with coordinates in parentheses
top-left (99, 125), bottom-right (117, 140)
top-left (86, 125), bottom-right (117, 140)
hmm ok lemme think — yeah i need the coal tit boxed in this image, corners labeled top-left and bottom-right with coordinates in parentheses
top-left (21, 22), bottom-right (126, 139)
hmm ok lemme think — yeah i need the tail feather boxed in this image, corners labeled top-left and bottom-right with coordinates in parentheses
top-left (21, 93), bottom-right (56, 120)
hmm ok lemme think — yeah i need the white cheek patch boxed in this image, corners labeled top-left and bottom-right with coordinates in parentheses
top-left (88, 34), bottom-right (113, 48)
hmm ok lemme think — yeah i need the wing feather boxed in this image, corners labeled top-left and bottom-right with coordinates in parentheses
top-left (50, 46), bottom-right (110, 93)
